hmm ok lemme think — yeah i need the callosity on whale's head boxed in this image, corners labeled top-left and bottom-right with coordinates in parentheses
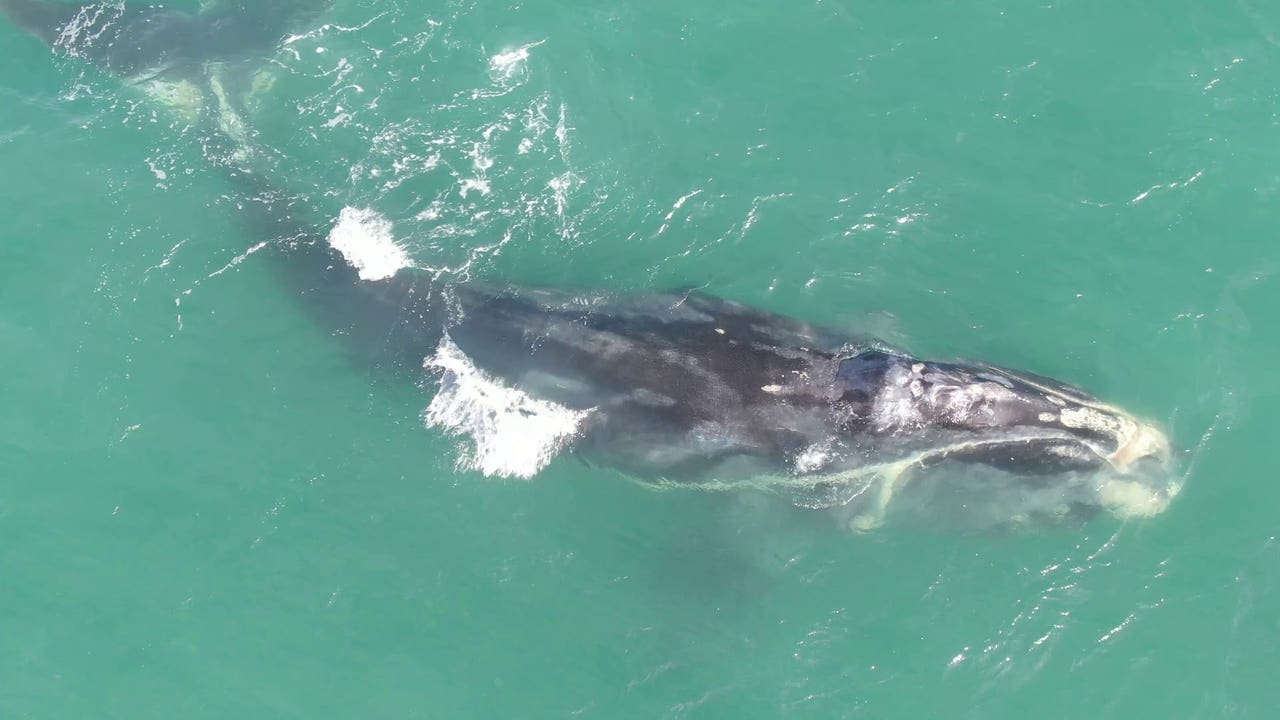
top-left (830, 348), bottom-right (1177, 526)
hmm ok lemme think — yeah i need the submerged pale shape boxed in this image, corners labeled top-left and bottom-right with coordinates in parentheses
top-left (423, 337), bottom-right (592, 479)
top-left (327, 207), bottom-right (411, 281)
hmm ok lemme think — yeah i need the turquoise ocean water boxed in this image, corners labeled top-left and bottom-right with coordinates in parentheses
top-left (2, 1), bottom-right (1278, 717)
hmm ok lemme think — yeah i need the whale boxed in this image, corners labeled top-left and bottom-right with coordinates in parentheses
top-left (0, 0), bottom-right (331, 77)
top-left (223, 166), bottom-right (1177, 529)
top-left (0, 0), bottom-right (332, 135)
top-left (2, 1), bottom-right (1179, 529)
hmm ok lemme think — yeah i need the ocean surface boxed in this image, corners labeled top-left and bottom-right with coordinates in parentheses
top-left (2, 1), bottom-right (1278, 717)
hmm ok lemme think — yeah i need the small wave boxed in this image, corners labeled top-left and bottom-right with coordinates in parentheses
top-left (489, 40), bottom-right (546, 86)
top-left (424, 337), bottom-right (592, 479)
top-left (327, 206), bottom-right (410, 281)
top-left (53, 1), bottom-right (123, 59)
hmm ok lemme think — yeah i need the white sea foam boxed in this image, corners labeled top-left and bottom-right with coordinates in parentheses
top-left (327, 207), bottom-right (411, 281)
top-left (424, 337), bottom-right (592, 479)
top-left (793, 443), bottom-right (832, 474)
top-left (489, 40), bottom-right (546, 85)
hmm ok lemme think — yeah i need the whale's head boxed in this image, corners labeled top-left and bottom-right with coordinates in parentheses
top-left (833, 349), bottom-right (1177, 524)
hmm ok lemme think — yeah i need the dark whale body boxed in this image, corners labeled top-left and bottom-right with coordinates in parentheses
top-left (0, 0), bottom-right (331, 77)
top-left (3, 1), bottom-right (1178, 527)
top-left (252, 175), bottom-right (1174, 525)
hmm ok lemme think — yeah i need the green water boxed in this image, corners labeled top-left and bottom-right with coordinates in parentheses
top-left (2, 0), bottom-right (1278, 717)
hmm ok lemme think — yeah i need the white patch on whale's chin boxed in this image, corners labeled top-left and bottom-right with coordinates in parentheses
top-left (136, 77), bottom-right (206, 122)
top-left (327, 207), bottom-right (411, 281)
top-left (1096, 475), bottom-right (1180, 518)
top-left (423, 337), bottom-right (592, 479)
